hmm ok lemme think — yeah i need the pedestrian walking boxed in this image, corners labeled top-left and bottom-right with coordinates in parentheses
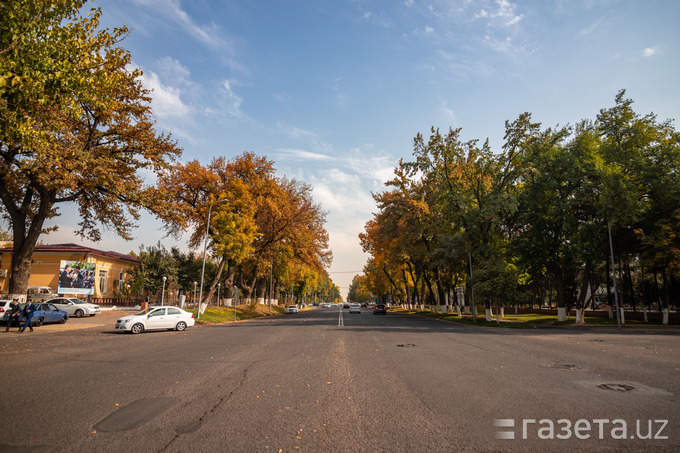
top-left (4, 299), bottom-right (21, 332)
top-left (19, 301), bottom-right (37, 333)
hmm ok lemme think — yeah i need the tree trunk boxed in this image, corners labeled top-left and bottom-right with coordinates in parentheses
top-left (382, 265), bottom-right (399, 296)
top-left (606, 258), bottom-right (613, 318)
top-left (200, 255), bottom-right (227, 305)
top-left (576, 260), bottom-right (592, 311)
top-left (553, 263), bottom-right (568, 321)
top-left (625, 259), bottom-right (636, 313)
top-left (423, 272), bottom-right (437, 306)
top-left (401, 268), bottom-right (412, 309)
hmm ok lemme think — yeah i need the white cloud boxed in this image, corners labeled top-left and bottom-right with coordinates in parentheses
top-left (221, 79), bottom-right (244, 118)
top-left (138, 69), bottom-right (192, 119)
top-left (440, 99), bottom-right (456, 124)
top-left (275, 121), bottom-right (316, 140)
top-left (476, 0), bottom-right (523, 27)
top-left (132, 0), bottom-right (225, 48)
top-left (155, 57), bottom-right (192, 84)
top-left (344, 149), bottom-right (396, 187)
top-left (404, 0), bottom-right (414, 7)
top-left (277, 149), bottom-right (335, 161)
top-left (642, 47), bottom-right (657, 57)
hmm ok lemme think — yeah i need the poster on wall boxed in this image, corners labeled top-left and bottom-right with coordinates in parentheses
top-left (58, 260), bottom-right (96, 296)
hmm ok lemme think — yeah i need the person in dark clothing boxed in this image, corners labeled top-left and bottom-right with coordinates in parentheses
top-left (4, 299), bottom-right (21, 332)
top-left (71, 267), bottom-right (84, 288)
top-left (19, 301), bottom-right (37, 333)
top-left (59, 264), bottom-right (73, 288)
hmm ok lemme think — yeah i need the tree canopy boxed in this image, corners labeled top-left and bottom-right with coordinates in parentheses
top-left (0, 0), bottom-right (181, 294)
top-left (358, 91), bottom-right (680, 315)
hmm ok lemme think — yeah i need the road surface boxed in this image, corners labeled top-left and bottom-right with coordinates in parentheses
top-left (0, 307), bottom-right (677, 452)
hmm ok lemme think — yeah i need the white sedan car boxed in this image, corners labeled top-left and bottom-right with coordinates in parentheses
top-left (349, 303), bottom-right (361, 314)
top-left (49, 297), bottom-right (101, 317)
top-left (285, 305), bottom-right (299, 314)
top-left (115, 306), bottom-right (195, 334)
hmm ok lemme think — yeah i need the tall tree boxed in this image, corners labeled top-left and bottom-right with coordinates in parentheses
top-left (0, 1), bottom-right (181, 295)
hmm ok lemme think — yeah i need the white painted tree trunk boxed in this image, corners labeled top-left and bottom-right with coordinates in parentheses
top-left (456, 305), bottom-right (462, 316)
top-left (619, 307), bottom-right (625, 324)
top-left (608, 306), bottom-right (614, 319)
top-left (485, 306), bottom-right (493, 322)
top-left (464, 305), bottom-right (470, 314)
top-left (575, 308), bottom-right (585, 324)
top-left (500, 307), bottom-right (505, 318)
top-left (441, 305), bottom-right (447, 314)
top-left (662, 308), bottom-right (669, 325)
top-left (557, 307), bottom-right (568, 322)
top-left (643, 306), bottom-right (648, 323)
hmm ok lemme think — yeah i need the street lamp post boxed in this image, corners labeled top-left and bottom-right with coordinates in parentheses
top-left (161, 276), bottom-right (167, 306)
top-left (193, 281), bottom-right (197, 305)
top-left (198, 198), bottom-right (230, 320)
top-left (217, 283), bottom-right (221, 306)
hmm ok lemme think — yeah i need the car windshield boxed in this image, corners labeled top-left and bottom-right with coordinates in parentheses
top-left (71, 299), bottom-right (88, 304)
top-left (135, 308), bottom-right (155, 316)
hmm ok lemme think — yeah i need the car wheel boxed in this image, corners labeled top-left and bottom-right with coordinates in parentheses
top-left (130, 323), bottom-right (144, 334)
top-left (75, 309), bottom-right (84, 318)
top-left (34, 317), bottom-right (44, 327)
top-left (59, 315), bottom-right (67, 324)
top-left (175, 321), bottom-right (187, 331)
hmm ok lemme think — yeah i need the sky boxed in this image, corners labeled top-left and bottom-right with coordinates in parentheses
top-left (43, 0), bottom-right (680, 296)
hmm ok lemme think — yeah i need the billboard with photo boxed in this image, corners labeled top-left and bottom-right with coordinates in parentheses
top-left (58, 260), bottom-right (96, 296)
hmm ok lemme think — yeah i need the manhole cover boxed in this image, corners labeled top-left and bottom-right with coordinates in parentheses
top-left (597, 383), bottom-right (635, 392)
top-left (591, 339), bottom-right (605, 343)
top-left (397, 344), bottom-right (416, 348)
top-left (548, 363), bottom-right (579, 370)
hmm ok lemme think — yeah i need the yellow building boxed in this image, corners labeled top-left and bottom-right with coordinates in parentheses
top-left (0, 243), bottom-right (140, 298)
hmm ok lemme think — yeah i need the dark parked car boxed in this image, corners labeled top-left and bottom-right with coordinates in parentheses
top-left (2, 302), bottom-right (69, 327)
top-left (373, 304), bottom-right (387, 315)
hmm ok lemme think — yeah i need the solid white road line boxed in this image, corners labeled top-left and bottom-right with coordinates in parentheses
top-left (338, 308), bottom-right (344, 327)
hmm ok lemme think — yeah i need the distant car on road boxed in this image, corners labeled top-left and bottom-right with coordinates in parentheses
top-left (373, 304), bottom-right (387, 315)
top-left (115, 306), bottom-right (195, 334)
top-left (349, 303), bottom-right (361, 314)
top-left (49, 297), bottom-right (101, 318)
top-left (285, 305), bottom-right (299, 314)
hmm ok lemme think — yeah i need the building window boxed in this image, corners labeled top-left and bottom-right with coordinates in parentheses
top-left (99, 270), bottom-right (108, 295)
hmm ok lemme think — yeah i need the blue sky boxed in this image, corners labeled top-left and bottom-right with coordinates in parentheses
top-left (45, 0), bottom-right (680, 295)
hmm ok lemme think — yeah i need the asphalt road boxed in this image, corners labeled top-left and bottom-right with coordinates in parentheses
top-left (0, 307), bottom-right (678, 452)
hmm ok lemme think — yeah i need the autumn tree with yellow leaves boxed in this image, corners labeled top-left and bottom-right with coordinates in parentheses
top-left (0, 1), bottom-right (181, 295)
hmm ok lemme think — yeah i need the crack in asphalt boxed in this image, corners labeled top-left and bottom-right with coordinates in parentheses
top-left (159, 363), bottom-right (253, 452)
